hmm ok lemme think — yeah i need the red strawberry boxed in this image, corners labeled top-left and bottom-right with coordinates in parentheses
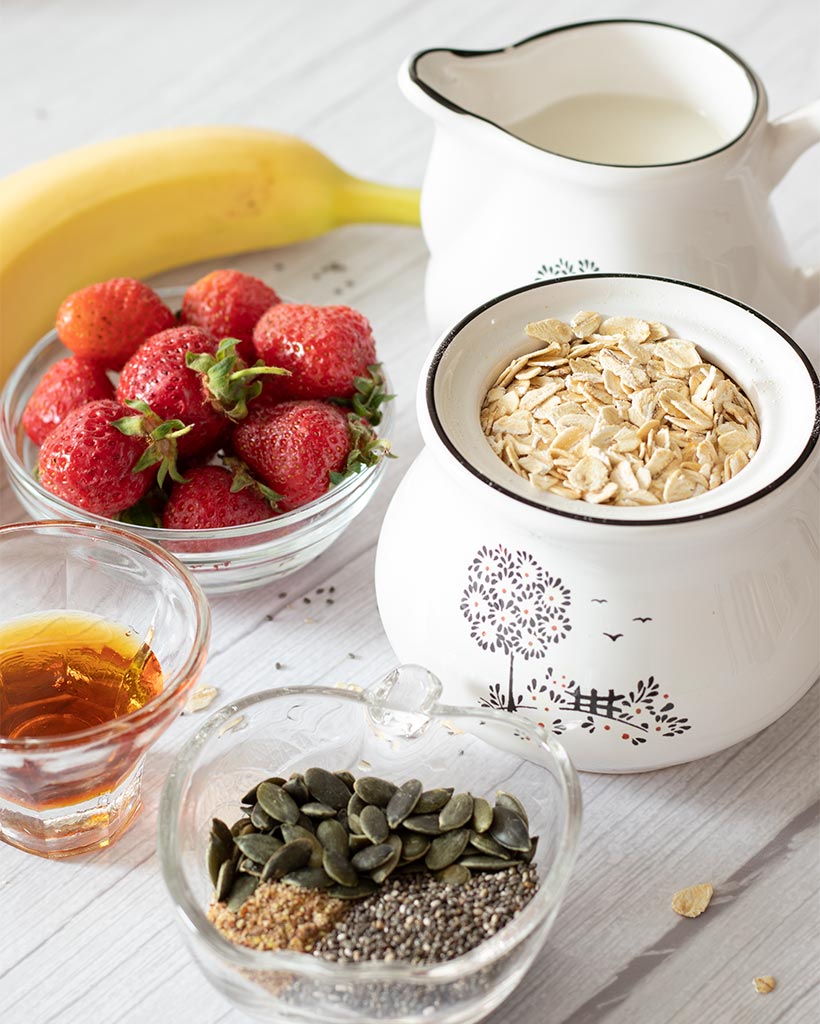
top-left (22, 356), bottom-right (114, 445)
top-left (231, 399), bottom-right (389, 512)
top-left (56, 278), bottom-right (176, 370)
top-left (252, 304), bottom-right (377, 401)
top-left (38, 398), bottom-right (189, 516)
top-left (161, 465), bottom-right (275, 529)
top-left (181, 270), bottom-right (280, 363)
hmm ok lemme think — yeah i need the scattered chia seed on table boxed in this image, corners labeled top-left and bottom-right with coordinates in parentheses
top-left (312, 864), bottom-right (538, 965)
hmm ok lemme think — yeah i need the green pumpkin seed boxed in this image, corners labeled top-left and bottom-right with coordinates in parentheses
top-left (327, 879), bottom-right (378, 900)
top-left (349, 833), bottom-right (370, 853)
top-left (523, 834), bottom-right (539, 863)
top-left (425, 829), bottom-right (470, 871)
top-left (436, 864), bottom-right (471, 885)
top-left (386, 779), bottom-right (423, 829)
top-left (300, 801), bottom-right (337, 819)
top-left (229, 816), bottom-right (252, 837)
top-left (415, 787), bottom-right (453, 814)
top-left (490, 806), bottom-right (532, 853)
top-left (280, 823), bottom-right (313, 844)
top-left (250, 802), bottom-right (274, 831)
top-left (334, 770), bottom-right (356, 789)
top-left (215, 857), bottom-right (235, 901)
top-left (471, 797), bottom-right (493, 834)
top-left (237, 822), bottom-right (257, 837)
top-left (353, 776), bottom-right (397, 807)
top-left (226, 872), bottom-right (258, 912)
top-left (347, 792), bottom-right (366, 817)
top-left (295, 812), bottom-right (316, 833)
top-left (439, 793), bottom-right (474, 831)
top-left (496, 791), bottom-right (529, 826)
top-left (317, 818), bottom-right (349, 857)
top-left (283, 774), bottom-right (309, 803)
top-left (370, 835), bottom-right (402, 884)
top-left (238, 858), bottom-right (264, 876)
top-left (256, 781), bottom-right (300, 824)
top-left (211, 817), bottom-right (233, 846)
top-left (459, 854), bottom-right (519, 871)
top-left (323, 849), bottom-right (358, 887)
top-left (235, 832), bottom-right (283, 864)
top-left (305, 767), bottom-right (352, 810)
top-left (360, 804), bottom-right (389, 844)
top-left (282, 867), bottom-right (334, 889)
top-left (469, 831), bottom-right (512, 859)
top-left (347, 812), bottom-right (364, 836)
top-left (207, 835), bottom-right (231, 886)
top-left (403, 814), bottom-right (443, 835)
top-left (351, 843), bottom-right (395, 872)
top-left (399, 832), bottom-right (431, 862)
top-left (241, 777), bottom-right (285, 806)
top-left (261, 838), bottom-right (314, 881)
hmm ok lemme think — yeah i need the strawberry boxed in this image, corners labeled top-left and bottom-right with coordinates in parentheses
top-left (181, 269), bottom-right (280, 363)
top-left (116, 327), bottom-right (287, 459)
top-left (56, 277), bottom-right (176, 370)
top-left (22, 356), bottom-right (114, 445)
top-left (252, 304), bottom-right (378, 402)
top-left (231, 399), bottom-right (390, 512)
top-left (161, 465), bottom-right (276, 529)
top-left (38, 399), bottom-right (189, 517)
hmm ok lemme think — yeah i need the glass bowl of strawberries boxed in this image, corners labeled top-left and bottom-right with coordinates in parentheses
top-left (0, 273), bottom-right (394, 594)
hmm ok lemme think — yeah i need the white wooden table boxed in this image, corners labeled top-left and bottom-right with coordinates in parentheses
top-left (1, 2), bottom-right (818, 1022)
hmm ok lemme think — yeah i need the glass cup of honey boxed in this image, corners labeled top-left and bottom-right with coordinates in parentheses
top-left (0, 520), bottom-right (210, 858)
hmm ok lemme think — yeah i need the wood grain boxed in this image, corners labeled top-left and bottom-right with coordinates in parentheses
top-left (1, 1), bottom-right (818, 1022)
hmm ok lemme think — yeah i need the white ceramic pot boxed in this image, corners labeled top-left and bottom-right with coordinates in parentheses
top-left (375, 275), bottom-right (820, 772)
top-left (399, 20), bottom-right (820, 338)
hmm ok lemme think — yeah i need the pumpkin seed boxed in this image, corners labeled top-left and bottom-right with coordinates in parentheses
top-left (403, 814), bottom-right (443, 835)
top-left (386, 778), bottom-right (423, 829)
top-left (490, 806), bottom-right (532, 853)
top-left (207, 835), bottom-right (231, 886)
top-left (439, 793), bottom-right (474, 831)
top-left (347, 792), bottom-right (366, 817)
top-left (496, 791), bottom-right (529, 826)
top-left (353, 776), bottom-right (397, 807)
top-left (256, 781), bottom-right (300, 824)
top-left (523, 835), bottom-right (539, 863)
top-left (241, 777), bottom-right (285, 806)
top-left (283, 774), bottom-right (309, 803)
top-left (351, 843), bottom-right (396, 872)
top-left (295, 812), bottom-right (316, 834)
top-left (250, 802), bottom-right (274, 831)
top-left (236, 821), bottom-right (257, 837)
top-left (334, 770), bottom-right (356, 789)
top-left (238, 858), bottom-right (264, 877)
top-left (226, 872), bottom-right (258, 912)
top-left (349, 834), bottom-right (370, 853)
top-left (323, 849), bottom-right (358, 887)
top-left (211, 817), bottom-right (233, 847)
top-left (229, 816), bottom-right (252, 837)
top-left (261, 838), bottom-right (313, 881)
top-left (360, 804), bottom-right (389, 844)
top-left (459, 854), bottom-right (519, 871)
top-left (472, 797), bottom-right (493, 834)
top-left (347, 812), bottom-right (364, 836)
top-left (425, 829), bottom-right (470, 871)
top-left (280, 823), bottom-right (313, 844)
top-left (370, 835), bottom-right (402, 883)
top-left (469, 832), bottom-right (512, 859)
top-left (399, 832), bottom-right (431, 862)
top-left (235, 832), bottom-right (283, 864)
top-left (215, 857), bottom-right (235, 901)
top-left (305, 767), bottom-right (351, 810)
top-left (415, 787), bottom-right (453, 814)
top-left (327, 880), bottom-right (378, 900)
top-left (317, 818), bottom-right (349, 857)
top-left (436, 864), bottom-right (471, 885)
top-left (282, 867), bottom-right (334, 889)
top-left (300, 801), bottom-right (337, 819)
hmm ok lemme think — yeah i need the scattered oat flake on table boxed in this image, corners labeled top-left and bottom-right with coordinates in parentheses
top-left (184, 685), bottom-right (219, 714)
top-left (671, 883), bottom-right (714, 918)
top-left (753, 976), bottom-right (776, 994)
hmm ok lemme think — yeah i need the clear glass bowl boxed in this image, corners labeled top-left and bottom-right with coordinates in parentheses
top-left (0, 288), bottom-right (393, 594)
top-left (158, 666), bottom-right (582, 1023)
top-left (0, 520), bottom-right (210, 857)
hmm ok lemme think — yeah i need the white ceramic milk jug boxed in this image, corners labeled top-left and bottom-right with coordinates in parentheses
top-left (399, 20), bottom-right (820, 337)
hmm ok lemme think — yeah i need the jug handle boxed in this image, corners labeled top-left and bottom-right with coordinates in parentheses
top-left (765, 100), bottom-right (820, 319)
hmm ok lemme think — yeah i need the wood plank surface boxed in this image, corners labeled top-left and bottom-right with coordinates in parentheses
top-left (1, 1), bottom-right (818, 1022)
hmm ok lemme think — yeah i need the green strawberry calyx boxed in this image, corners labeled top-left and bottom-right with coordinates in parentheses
top-left (221, 455), bottom-right (282, 510)
top-left (329, 415), bottom-right (394, 486)
top-left (331, 364), bottom-right (394, 426)
top-left (186, 337), bottom-right (291, 421)
top-left (112, 399), bottom-right (192, 487)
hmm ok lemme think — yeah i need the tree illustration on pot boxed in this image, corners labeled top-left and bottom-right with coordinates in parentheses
top-left (460, 544), bottom-right (571, 712)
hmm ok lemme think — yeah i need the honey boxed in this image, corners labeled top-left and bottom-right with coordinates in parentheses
top-left (0, 611), bottom-right (163, 740)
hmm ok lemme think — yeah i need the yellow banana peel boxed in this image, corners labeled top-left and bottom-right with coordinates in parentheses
top-left (0, 126), bottom-right (421, 386)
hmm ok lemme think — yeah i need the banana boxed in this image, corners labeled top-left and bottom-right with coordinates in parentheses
top-left (0, 126), bottom-right (420, 386)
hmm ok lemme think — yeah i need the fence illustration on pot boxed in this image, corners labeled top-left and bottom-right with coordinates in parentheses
top-left (460, 544), bottom-right (571, 712)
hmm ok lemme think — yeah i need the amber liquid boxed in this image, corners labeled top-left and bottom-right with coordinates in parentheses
top-left (0, 611), bottom-right (163, 740)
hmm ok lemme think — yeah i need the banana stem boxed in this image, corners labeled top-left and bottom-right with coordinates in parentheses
top-left (336, 176), bottom-right (421, 227)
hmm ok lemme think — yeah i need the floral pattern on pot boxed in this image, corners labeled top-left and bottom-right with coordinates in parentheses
top-left (462, 545), bottom-right (691, 744)
top-left (535, 257), bottom-right (600, 280)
